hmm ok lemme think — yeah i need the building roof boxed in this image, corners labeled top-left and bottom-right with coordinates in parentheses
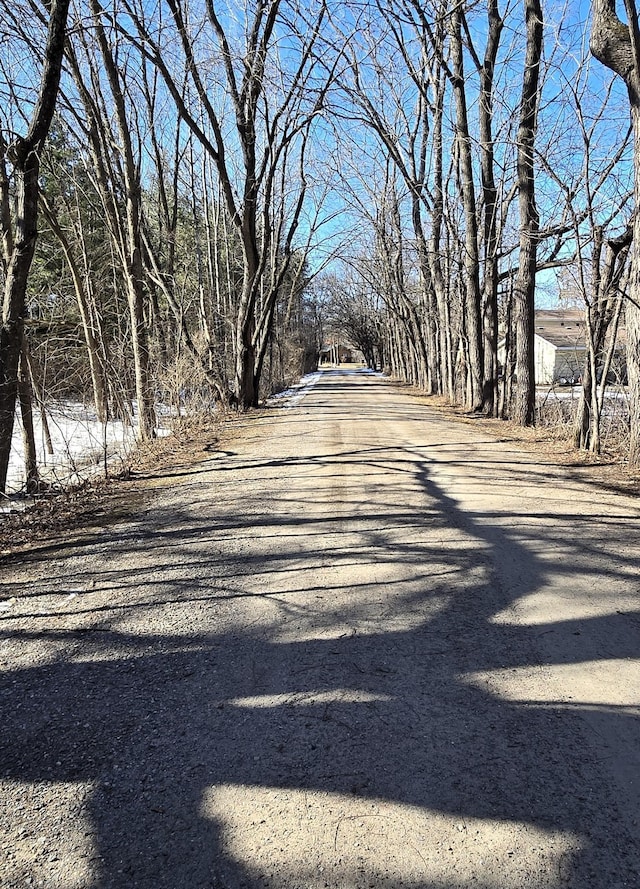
top-left (534, 308), bottom-right (626, 350)
top-left (534, 309), bottom-right (585, 350)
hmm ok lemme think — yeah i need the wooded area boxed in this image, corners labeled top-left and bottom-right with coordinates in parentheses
top-left (1, 0), bottom-right (640, 496)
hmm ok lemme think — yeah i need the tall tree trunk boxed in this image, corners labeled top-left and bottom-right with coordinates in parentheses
top-left (479, 0), bottom-right (504, 416)
top-left (450, 6), bottom-right (484, 411)
top-left (0, 0), bottom-right (70, 493)
top-left (428, 72), bottom-right (451, 400)
top-left (412, 204), bottom-right (439, 394)
top-left (126, 266), bottom-right (156, 440)
top-left (512, 0), bottom-right (543, 426)
top-left (236, 259), bottom-right (260, 408)
top-left (624, 110), bottom-right (640, 464)
top-left (590, 0), bottom-right (640, 463)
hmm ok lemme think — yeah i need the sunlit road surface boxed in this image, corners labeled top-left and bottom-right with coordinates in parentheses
top-left (1, 367), bottom-right (639, 888)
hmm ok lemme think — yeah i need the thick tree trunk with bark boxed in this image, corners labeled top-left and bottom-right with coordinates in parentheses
top-left (427, 76), bottom-right (453, 400)
top-left (412, 199), bottom-right (440, 394)
top-left (479, 0), bottom-right (504, 417)
top-left (450, 7), bottom-right (484, 411)
top-left (590, 0), bottom-right (640, 463)
top-left (126, 262), bottom-right (157, 440)
top-left (512, 0), bottom-right (543, 426)
top-left (0, 0), bottom-right (70, 493)
top-left (624, 119), bottom-right (640, 465)
top-left (236, 252), bottom-right (260, 408)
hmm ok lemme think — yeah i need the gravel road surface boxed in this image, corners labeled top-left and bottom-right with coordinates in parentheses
top-left (1, 368), bottom-right (639, 888)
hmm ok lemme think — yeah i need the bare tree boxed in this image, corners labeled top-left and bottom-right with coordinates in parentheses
top-left (468, 0), bottom-right (504, 416)
top-left (512, 0), bottom-right (544, 426)
top-left (39, 189), bottom-right (110, 424)
top-left (86, 0), bottom-right (156, 438)
top-left (447, 2), bottom-right (484, 411)
top-left (541, 62), bottom-right (635, 453)
top-left (0, 0), bottom-right (71, 493)
top-left (119, 0), bottom-right (334, 408)
top-left (575, 225), bottom-right (631, 452)
top-left (591, 0), bottom-right (640, 463)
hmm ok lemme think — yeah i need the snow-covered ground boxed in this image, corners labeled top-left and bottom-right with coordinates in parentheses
top-left (4, 402), bottom-right (169, 501)
top-left (537, 384), bottom-right (630, 421)
top-left (537, 383), bottom-right (629, 403)
top-left (267, 372), bottom-right (323, 408)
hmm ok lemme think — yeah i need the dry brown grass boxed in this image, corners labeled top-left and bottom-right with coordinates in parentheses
top-left (0, 413), bottom-right (228, 556)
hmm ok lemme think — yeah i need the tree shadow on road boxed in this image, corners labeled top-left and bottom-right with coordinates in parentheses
top-left (1, 429), bottom-right (639, 888)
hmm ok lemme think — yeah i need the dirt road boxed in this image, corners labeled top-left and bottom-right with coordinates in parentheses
top-left (1, 368), bottom-right (640, 888)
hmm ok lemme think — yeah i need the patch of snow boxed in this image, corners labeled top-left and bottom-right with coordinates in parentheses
top-left (4, 402), bottom-right (170, 503)
top-left (267, 372), bottom-right (322, 408)
top-left (537, 384), bottom-right (629, 404)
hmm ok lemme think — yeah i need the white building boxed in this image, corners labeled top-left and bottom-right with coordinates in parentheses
top-left (499, 309), bottom-right (626, 385)
top-left (534, 310), bottom-right (586, 384)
